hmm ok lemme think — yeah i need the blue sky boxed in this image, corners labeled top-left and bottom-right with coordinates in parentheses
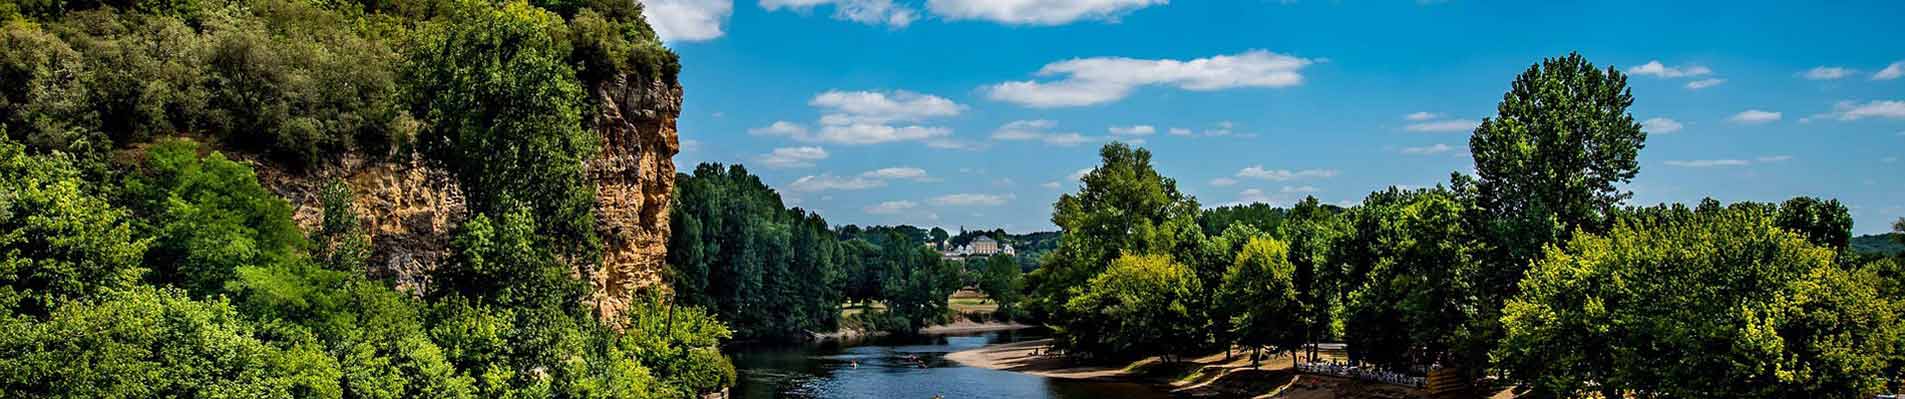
top-left (642, 0), bottom-right (1905, 234)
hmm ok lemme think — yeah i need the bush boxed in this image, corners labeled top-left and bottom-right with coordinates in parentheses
top-left (0, 133), bottom-right (147, 317)
top-left (0, 286), bottom-right (340, 398)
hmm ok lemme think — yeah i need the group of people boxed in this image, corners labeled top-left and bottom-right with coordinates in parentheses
top-left (1295, 361), bottom-right (1426, 388)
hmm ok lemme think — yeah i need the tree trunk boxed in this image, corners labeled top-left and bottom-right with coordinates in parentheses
top-left (1252, 346), bottom-right (1261, 369)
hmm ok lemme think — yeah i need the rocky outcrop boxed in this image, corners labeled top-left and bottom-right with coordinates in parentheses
top-left (258, 72), bottom-right (683, 322)
top-left (257, 153), bottom-right (465, 295)
top-left (585, 72), bottom-right (682, 322)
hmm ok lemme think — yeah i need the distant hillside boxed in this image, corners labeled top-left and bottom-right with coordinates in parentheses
top-left (1851, 233), bottom-right (1904, 256)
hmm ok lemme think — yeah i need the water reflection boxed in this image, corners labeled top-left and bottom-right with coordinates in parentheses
top-left (730, 330), bottom-right (1170, 399)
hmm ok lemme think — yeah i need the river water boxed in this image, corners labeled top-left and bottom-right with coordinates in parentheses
top-left (729, 329), bottom-right (1171, 399)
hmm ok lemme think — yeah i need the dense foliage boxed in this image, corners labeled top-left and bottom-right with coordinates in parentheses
top-left (1062, 253), bottom-right (1204, 360)
top-left (1498, 205), bottom-right (1899, 397)
top-left (0, 0), bottom-right (730, 397)
top-left (667, 163), bottom-right (962, 339)
top-left (1027, 143), bottom-right (1204, 354)
top-left (977, 253), bottom-right (1024, 318)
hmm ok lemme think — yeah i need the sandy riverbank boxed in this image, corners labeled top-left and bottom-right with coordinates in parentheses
top-left (947, 339), bottom-right (1506, 398)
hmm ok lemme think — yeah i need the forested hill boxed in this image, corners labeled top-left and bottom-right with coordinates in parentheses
top-left (0, 1), bottom-right (732, 398)
top-left (1854, 233), bottom-right (1905, 256)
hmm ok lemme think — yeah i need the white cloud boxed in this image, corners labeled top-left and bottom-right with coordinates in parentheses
top-left (755, 146), bottom-right (829, 168)
top-left (1069, 168), bottom-right (1092, 180)
top-left (930, 193), bottom-right (1010, 206)
top-left (1236, 166), bottom-right (1338, 181)
top-left (1817, 100), bottom-right (1905, 121)
top-left (986, 50), bottom-right (1316, 107)
top-left (1281, 185), bottom-right (1320, 193)
top-left (1040, 181), bottom-right (1061, 189)
top-left (989, 120), bottom-right (1102, 146)
top-left (1404, 112), bottom-right (1441, 121)
top-left (1642, 117), bottom-right (1684, 134)
top-left (1801, 66), bottom-right (1854, 80)
top-left (1685, 78), bottom-right (1726, 90)
top-left (751, 121), bottom-right (810, 136)
top-left (811, 90), bottom-right (965, 125)
top-left (1883, 157), bottom-right (1898, 164)
top-left (991, 119), bottom-right (1055, 140)
top-left (1729, 109), bottom-right (1782, 124)
top-left (1209, 177), bottom-right (1238, 187)
top-left (813, 123), bottom-right (951, 145)
top-left (680, 139), bottom-right (702, 152)
top-left (642, 0), bottom-right (734, 42)
top-left (1108, 125), bottom-right (1156, 136)
top-left (1663, 155), bottom-right (1791, 168)
top-left (924, 0), bottom-right (1165, 25)
top-left (864, 200), bottom-right (918, 214)
top-left (1405, 119), bottom-right (1479, 132)
top-left (756, 90), bottom-right (965, 146)
top-left (761, 0), bottom-right (916, 27)
top-left (1875, 61), bottom-right (1905, 80)
top-left (1167, 127), bottom-right (1193, 136)
top-left (1042, 132), bottom-right (1096, 146)
top-left (1627, 60), bottom-right (1712, 78)
top-left (860, 167), bottom-right (933, 181)
top-left (1400, 143), bottom-right (1455, 155)
top-left (788, 174), bottom-right (886, 191)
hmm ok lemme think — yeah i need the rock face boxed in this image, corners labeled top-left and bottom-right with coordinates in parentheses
top-left (585, 73), bottom-right (682, 322)
top-left (260, 72), bottom-right (682, 323)
top-left (257, 153), bottom-right (465, 295)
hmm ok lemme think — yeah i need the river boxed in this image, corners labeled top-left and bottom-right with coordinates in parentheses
top-left (729, 329), bottom-right (1171, 399)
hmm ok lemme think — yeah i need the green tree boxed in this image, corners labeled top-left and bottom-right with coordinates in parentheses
top-left (1773, 196), bottom-right (1854, 251)
top-left (1063, 253), bottom-right (1204, 361)
top-left (124, 139), bottom-right (306, 297)
top-left (1470, 52), bottom-right (1646, 240)
top-left (1030, 143), bottom-right (1199, 352)
top-left (312, 180), bottom-right (369, 272)
top-left (667, 163), bottom-right (846, 340)
top-left (1281, 197), bottom-right (1348, 356)
top-left (1221, 236), bottom-right (1300, 367)
top-left (404, 0), bottom-right (599, 263)
top-left (436, 205), bottom-right (586, 310)
top-left (978, 254), bottom-right (1023, 317)
top-left (1341, 188), bottom-right (1487, 371)
top-left (0, 286), bottom-right (339, 399)
top-left (1498, 205), bottom-right (1900, 398)
top-left (1464, 53), bottom-right (1647, 377)
top-left (878, 244), bottom-right (959, 333)
top-left (0, 133), bottom-right (147, 317)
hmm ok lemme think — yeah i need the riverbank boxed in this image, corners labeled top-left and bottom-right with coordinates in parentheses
top-left (947, 339), bottom-right (1504, 398)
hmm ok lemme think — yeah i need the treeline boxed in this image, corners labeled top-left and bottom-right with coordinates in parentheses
top-left (1025, 53), bottom-right (1905, 397)
top-left (0, 0), bottom-right (732, 398)
top-left (668, 164), bottom-right (967, 341)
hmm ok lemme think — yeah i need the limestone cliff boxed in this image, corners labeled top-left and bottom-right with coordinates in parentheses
top-left (258, 72), bottom-right (682, 323)
top-left (257, 153), bottom-right (465, 295)
top-left (585, 73), bottom-right (682, 322)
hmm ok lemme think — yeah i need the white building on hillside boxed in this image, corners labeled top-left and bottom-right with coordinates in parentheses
top-left (942, 236), bottom-right (1015, 257)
